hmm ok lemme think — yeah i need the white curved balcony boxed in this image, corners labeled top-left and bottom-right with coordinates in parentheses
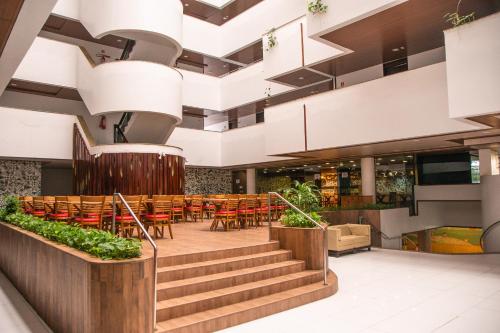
top-left (77, 52), bottom-right (182, 120)
top-left (80, 0), bottom-right (183, 64)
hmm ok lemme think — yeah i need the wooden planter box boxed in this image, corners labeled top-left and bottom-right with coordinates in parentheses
top-left (0, 222), bottom-right (154, 333)
top-left (270, 225), bottom-right (325, 270)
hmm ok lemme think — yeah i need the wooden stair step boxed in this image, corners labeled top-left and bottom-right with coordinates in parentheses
top-left (157, 250), bottom-right (292, 283)
top-left (158, 242), bottom-right (280, 267)
top-left (156, 272), bottom-right (337, 333)
top-left (157, 261), bottom-right (305, 300)
top-left (156, 270), bottom-right (322, 321)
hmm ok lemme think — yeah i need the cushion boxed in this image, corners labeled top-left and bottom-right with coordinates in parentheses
top-left (74, 217), bottom-right (99, 223)
top-left (49, 213), bottom-right (69, 218)
top-left (32, 210), bottom-right (46, 216)
top-left (255, 207), bottom-right (269, 212)
top-left (186, 206), bottom-right (202, 211)
top-left (338, 226), bottom-right (352, 237)
top-left (215, 210), bottom-right (237, 215)
top-left (238, 209), bottom-right (255, 214)
top-left (145, 214), bottom-right (170, 219)
top-left (171, 207), bottom-right (183, 212)
top-left (115, 215), bottom-right (134, 221)
top-left (339, 235), bottom-right (359, 246)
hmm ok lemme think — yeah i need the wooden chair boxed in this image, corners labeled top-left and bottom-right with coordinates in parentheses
top-left (204, 196), bottom-right (216, 219)
top-left (73, 196), bottom-right (105, 229)
top-left (171, 195), bottom-right (184, 222)
top-left (185, 197), bottom-right (203, 222)
top-left (212, 199), bottom-right (239, 231)
top-left (255, 196), bottom-right (270, 226)
top-left (19, 196), bottom-right (33, 214)
top-left (32, 196), bottom-right (47, 219)
top-left (48, 196), bottom-right (71, 223)
top-left (238, 197), bottom-right (257, 228)
top-left (143, 195), bottom-right (173, 239)
top-left (115, 195), bottom-right (142, 238)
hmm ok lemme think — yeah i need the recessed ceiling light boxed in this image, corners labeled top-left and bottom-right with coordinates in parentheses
top-left (392, 48), bottom-right (399, 52)
top-left (339, 163), bottom-right (344, 166)
top-left (223, 64), bottom-right (228, 68)
top-left (403, 160), bottom-right (408, 163)
top-left (184, 3), bottom-right (189, 6)
top-left (349, 160), bottom-right (354, 163)
top-left (310, 90), bottom-right (317, 94)
top-left (183, 55), bottom-right (188, 58)
top-left (10, 83), bottom-right (17, 87)
top-left (223, 16), bottom-right (229, 20)
top-left (390, 159), bottom-right (396, 162)
top-left (117, 39), bottom-right (122, 42)
top-left (303, 165), bottom-right (308, 167)
top-left (400, 46), bottom-right (405, 50)
top-left (325, 162), bottom-right (330, 165)
top-left (376, 163), bottom-right (380, 166)
top-left (407, 155), bottom-right (413, 158)
top-left (352, 164), bottom-right (357, 167)
top-left (377, 158), bottom-right (382, 161)
top-left (298, 77), bottom-right (304, 80)
top-left (331, 166), bottom-right (335, 169)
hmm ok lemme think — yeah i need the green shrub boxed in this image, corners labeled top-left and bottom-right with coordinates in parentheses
top-left (281, 210), bottom-right (321, 228)
top-left (3, 212), bottom-right (141, 260)
top-left (0, 195), bottom-right (21, 220)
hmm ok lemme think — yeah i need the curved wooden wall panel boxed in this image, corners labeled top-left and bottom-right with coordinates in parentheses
top-left (73, 125), bottom-right (185, 195)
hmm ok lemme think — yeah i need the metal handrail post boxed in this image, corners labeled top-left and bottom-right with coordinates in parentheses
top-left (268, 193), bottom-right (272, 242)
top-left (268, 192), bottom-right (329, 286)
top-left (111, 195), bottom-right (116, 234)
top-left (113, 193), bottom-right (158, 331)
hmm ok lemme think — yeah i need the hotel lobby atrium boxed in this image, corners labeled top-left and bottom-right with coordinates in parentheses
top-left (0, 0), bottom-right (499, 332)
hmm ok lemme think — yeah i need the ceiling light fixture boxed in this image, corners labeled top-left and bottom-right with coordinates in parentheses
top-left (390, 159), bottom-right (396, 162)
top-left (10, 83), bottom-right (17, 87)
top-left (298, 76), bottom-right (304, 80)
top-left (349, 160), bottom-right (354, 163)
top-left (184, 3), bottom-right (189, 6)
top-left (392, 48), bottom-right (399, 52)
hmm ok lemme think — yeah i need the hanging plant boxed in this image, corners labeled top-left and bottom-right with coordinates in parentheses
top-left (444, 0), bottom-right (475, 27)
top-left (265, 28), bottom-right (277, 52)
top-left (308, 0), bottom-right (328, 15)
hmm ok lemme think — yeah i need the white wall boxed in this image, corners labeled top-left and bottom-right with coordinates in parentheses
top-left (221, 124), bottom-right (292, 167)
top-left (336, 64), bottom-right (383, 88)
top-left (167, 127), bottom-right (222, 167)
top-left (408, 47), bottom-right (446, 70)
top-left (264, 101), bottom-right (305, 155)
top-left (180, 70), bottom-right (221, 110)
top-left (0, 0), bottom-right (57, 95)
top-left (414, 184), bottom-right (481, 202)
top-left (14, 37), bottom-right (78, 88)
top-left (264, 62), bottom-right (482, 155)
top-left (0, 107), bottom-right (75, 160)
top-left (445, 12), bottom-right (500, 119)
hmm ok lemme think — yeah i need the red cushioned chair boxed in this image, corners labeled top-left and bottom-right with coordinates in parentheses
top-left (48, 196), bottom-right (70, 223)
top-left (255, 195), bottom-right (270, 226)
top-left (115, 195), bottom-right (142, 239)
top-left (238, 197), bottom-right (257, 228)
top-left (171, 195), bottom-right (185, 222)
top-left (185, 196), bottom-right (203, 222)
top-left (19, 196), bottom-right (33, 214)
top-left (143, 195), bottom-right (173, 239)
top-left (212, 199), bottom-right (239, 231)
top-left (31, 196), bottom-right (47, 219)
top-left (73, 196), bottom-right (105, 229)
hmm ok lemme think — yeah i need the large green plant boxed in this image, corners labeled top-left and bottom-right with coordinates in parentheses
top-left (0, 195), bottom-right (21, 220)
top-left (2, 208), bottom-right (141, 260)
top-left (281, 181), bottom-right (322, 228)
top-left (444, 0), bottom-right (475, 27)
top-left (308, 0), bottom-right (328, 15)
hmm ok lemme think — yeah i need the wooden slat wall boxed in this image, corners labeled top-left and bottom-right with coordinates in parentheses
top-left (73, 125), bottom-right (185, 195)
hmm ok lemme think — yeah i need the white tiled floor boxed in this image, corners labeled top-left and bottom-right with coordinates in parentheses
top-left (0, 272), bottom-right (51, 333)
top-left (221, 249), bottom-right (500, 333)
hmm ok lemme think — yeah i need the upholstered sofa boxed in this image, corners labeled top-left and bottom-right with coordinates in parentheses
top-left (327, 224), bottom-right (371, 256)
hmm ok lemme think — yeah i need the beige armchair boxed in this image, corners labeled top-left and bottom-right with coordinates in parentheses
top-left (328, 224), bottom-right (371, 256)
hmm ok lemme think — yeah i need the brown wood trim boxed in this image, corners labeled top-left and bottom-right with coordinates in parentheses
top-left (0, 222), bottom-right (154, 333)
top-left (0, 0), bottom-right (24, 58)
top-left (300, 23), bottom-right (305, 67)
top-left (303, 104), bottom-right (308, 151)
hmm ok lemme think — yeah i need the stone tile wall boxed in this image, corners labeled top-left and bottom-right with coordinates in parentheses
top-left (0, 160), bottom-right (41, 206)
top-left (185, 167), bottom-right (232, 195)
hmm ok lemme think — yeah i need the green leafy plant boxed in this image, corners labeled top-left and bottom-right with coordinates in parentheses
top-left (265, 28), bottom-right (277, 51)
top-left (308, 0), bottom-right (328, 15)
top-left (281, 181), bottom-right (322, 228)
top-left (2, 210), bottom-right (141, 260)
top-left (444, 0), bottom-right (475, 27)
top-left (0, 195), bottom-right (21, 220)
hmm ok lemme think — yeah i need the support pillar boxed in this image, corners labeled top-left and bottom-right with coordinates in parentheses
top-left (479, 149), bottom-right (499, 176)
top-left (479, 149), bottom-right (500, 252)
top-left (246, 168), bottom-right (256, 194)
top-left (361, 157), bottom-right (376, 203)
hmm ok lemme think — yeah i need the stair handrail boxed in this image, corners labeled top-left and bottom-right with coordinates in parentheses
top-left (480, 220), bottom-right (500, 251)
top-left (112, 193), bottom-right (158, 331)
top-left (360, 218), bottom-right (419, 250)
top-left (267, 192), bottom-right (329, 286)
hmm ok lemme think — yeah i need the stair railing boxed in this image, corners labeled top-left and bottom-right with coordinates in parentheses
top-left (480, 220), bottom-right (500, 252)
top-left (112, 193), bottom-right (158, 330)
top-left (267, 192), bottom-right (329, 286)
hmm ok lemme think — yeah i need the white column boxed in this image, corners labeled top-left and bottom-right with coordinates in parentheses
top-left (361, 157), bottom-right (376, 203)
top-left (246, 168), bottom-right (256, 194)
top-left (479, 149), bottom-right (499, 176)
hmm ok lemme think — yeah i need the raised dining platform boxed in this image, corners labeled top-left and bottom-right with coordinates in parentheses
top-left (143, 221), bottom-right (338, 333)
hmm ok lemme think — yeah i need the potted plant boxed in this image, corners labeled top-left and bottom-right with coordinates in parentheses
top-left (444, 0), bottom-right (475, 27)
top-left (265, 28), bottom-right (277, 51)
top-left (281, 181), bottom-right (322, 228)
top-left (308, 0), bottom-right (328, 15)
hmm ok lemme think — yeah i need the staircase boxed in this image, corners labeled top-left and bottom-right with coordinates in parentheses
top-left (155, 241), bottom-right (337, 333)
